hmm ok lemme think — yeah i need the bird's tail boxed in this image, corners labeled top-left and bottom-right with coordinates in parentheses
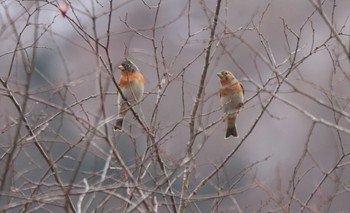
top-left (113, 118), bottom-right (124, 131)
top-left (113, 103), bottom-right (128, 131)
top-left (225, 115), bottom-right (238, 138)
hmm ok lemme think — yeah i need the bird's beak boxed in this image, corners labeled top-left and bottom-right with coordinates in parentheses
top-left (216, 72), bottom-right (223, 78)
top-left (118, 65), bottom-right (124, 71)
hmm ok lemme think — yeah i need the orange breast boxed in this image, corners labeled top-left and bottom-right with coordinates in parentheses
top-left (220, 82), bottom-right (243, 96)
top-left (119, 72), bottom-right (144, 88)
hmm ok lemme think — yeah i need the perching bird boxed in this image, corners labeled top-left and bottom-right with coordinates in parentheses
top-left (113, 59), bottom-right (144, 131)
top-left (217, 70), bottom-right (244, 138)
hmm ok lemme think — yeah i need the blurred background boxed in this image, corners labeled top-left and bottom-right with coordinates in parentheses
top-left (0, 0), bottom-right (350, 212)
